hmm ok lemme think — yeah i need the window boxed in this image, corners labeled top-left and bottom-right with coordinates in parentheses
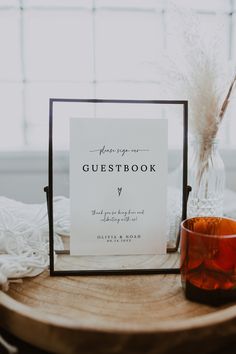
top-left (0, 0), bottom-right (235, 151)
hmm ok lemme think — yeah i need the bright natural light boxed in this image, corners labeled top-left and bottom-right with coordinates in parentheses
top-left (0, 0), bottom-right (236, 150)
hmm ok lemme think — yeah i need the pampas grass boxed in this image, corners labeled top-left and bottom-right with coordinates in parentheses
top-left (159, 6), bottom-right (236, 214)
top-left (160, 7), bottom-right (235, 142)
top-left (219, 74), bottom-right (236, 121)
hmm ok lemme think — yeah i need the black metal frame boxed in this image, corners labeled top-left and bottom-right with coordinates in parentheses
top-left (45, 98), bottom-right (188, 276)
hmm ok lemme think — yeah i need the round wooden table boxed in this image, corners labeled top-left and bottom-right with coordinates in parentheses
top-left (1, 270), bottom-right (236, 354)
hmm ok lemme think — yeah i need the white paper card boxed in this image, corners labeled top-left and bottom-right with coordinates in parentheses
top-left (70, 118), bottom-right (168, 256)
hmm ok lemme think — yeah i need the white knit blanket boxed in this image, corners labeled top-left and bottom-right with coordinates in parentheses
top-left (0, 196), bottom-right (69, 290)
top-left (0, 190), bottom-right (236, 290)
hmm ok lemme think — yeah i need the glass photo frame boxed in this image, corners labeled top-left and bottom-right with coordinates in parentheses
top-left (45, 99), bottom-right (188, 275)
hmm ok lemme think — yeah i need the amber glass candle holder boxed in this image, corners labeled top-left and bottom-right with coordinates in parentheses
top-left (180, 217), bottom-right (236, 305)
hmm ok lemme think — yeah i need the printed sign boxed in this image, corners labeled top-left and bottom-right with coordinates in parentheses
top-left (70, 118), bottom-right (168, 256)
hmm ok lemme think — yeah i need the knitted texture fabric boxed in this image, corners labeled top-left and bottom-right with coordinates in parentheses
top-left (0, 196), bottom-right (69, 290)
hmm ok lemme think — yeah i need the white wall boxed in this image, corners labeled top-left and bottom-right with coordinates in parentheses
top-left (0, 150), bottom-right (235, 203)
top-left (0, 151), bottom-right (69, 203)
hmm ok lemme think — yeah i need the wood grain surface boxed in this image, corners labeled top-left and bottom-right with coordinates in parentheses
top-left (1, 267), bottom-right (236, 354)
top-left (54, 252), bottom-right (179, 271)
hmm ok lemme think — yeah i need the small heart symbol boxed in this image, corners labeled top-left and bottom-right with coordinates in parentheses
top-left (118, 187), bottom-right (122, 197)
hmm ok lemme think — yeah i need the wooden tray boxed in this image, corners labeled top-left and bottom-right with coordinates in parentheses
top-left (1, 270), bottom-right (236, 354)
